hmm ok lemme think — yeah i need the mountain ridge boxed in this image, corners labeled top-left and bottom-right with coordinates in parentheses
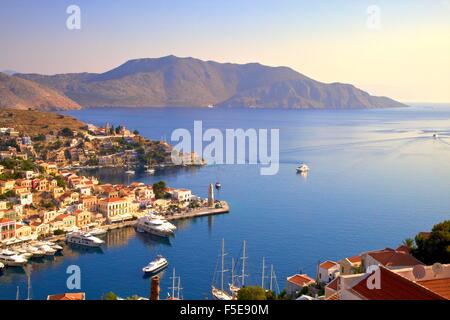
top-left (14, 55), bottom-right (407, 109)
top-left (0, 72), bottom-right (81, 111)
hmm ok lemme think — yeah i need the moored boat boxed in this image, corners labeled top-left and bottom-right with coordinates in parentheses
top-left (0, 249), bottom-right (28, 267)
top-left (135, 216), bottom-right (174, 237)
top-left (296, 163), bottom-right (309, 173)
top-left (67, 232), bottom-right (105, 247)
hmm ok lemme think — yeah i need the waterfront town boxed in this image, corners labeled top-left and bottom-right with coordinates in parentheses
top-left (0, 111), bottom-right (449, 301)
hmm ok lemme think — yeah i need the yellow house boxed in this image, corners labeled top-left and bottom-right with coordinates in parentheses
top-left (41, 162), bottom-right (58, 175)
top-left (98, 197), bottom-right (131, 222)
top-left (55, 214), bottom-right (76, 230)
top-left (338, 256), bottom-right (362, 275)
top-left (30, 222), bottom-right (50, 236)
top-left (74, 210), bottom-right (92, 228)
top-left (15, 223), bottom-right (32, 239)
top-left (0, 180), bottom-right (15, 194)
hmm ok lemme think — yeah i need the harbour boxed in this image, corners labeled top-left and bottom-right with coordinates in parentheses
top-left (1, 105), bottom-right (450, 299)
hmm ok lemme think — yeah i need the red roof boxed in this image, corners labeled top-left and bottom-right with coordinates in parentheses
top-left (346, 256), bottom-right (362, 264)
top-left (351, 267), bottom-right (445, 300)
top-left (47, 292), bottom-right (85, 300)
top-left (326, 277), bottom-right (340, 291)
top-left (0, 218), bottom-right (13, 224)
top-left (418, 278), bottom-right (450, 299)
top-left (287, 274), bottom-right (315, 287)
top-left (320, 260), bottom-right (338, 269)
top-left (367, 248), bottom-right (424, 267)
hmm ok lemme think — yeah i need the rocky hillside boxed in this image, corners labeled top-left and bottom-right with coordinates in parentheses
top-left (0, 72), bottom-right (81, 111)
top-left (0, 109), bottom-right (86, 136)
top-left (16, 56), bottom-right (407, 109)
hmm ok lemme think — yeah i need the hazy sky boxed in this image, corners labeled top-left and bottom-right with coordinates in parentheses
top-left (0, 0), bottom-right (449, 103)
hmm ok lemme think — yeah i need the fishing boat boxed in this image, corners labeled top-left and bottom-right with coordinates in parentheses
top-left (142, 255), bottom-right (168, 274)
top-left (211, 239), bottom-right (234, 300)
top-left (296, 163), bottom-right (310, 173)
top-left (66, 232), bottom-right (105, 247)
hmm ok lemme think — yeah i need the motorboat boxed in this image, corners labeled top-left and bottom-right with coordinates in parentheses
top-left (146, 168), bottom-right (156, 175)
top-left (39, 244), bottom-right (57, 256)
top-left (0, 262), bottom-right (4, 272)
top-left (0, 249), bottom-right (28, 267)
top-left (296, 163), bottom-right (310, 173)
top-left (47, 242), bottom-right (64, 252)
top-left (125, 170), bottom-right (135, 175)
top-left (24, 245), bottom-right (45, 258)
top-left (88, 228), bottom-right (108, 237)
top-left (135, 216), bottom-right (174, 237)
top-left (142, 255), bottom-right (169, 274)
top-left (215, 182), bottom-right (221, 190)
top-left (67, 232), bottom-right (105, 247)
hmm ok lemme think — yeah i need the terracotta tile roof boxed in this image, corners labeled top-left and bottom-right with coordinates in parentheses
top-left (326, 292), bottom-right (340, 300)
top-left (0, 218), bottom-right (13, 224)
top-left (367, 249), bottom-right (424, 267)
top-left (47, 292), bottom-right (85, 300)
top-left (395, 245), bottom-right (411, 254)
top-left (418, 278), bottom-right (450, 299)
top-left (326, 277), bottom-right (339, 291)
top-left (347, 256), bottom-right (361, 264)
top-left (351, 267), bottom-right (445, 300)
top-left (287, 274), bottom-right (315, 287)
top-left (99, 197), bottom-right (126, 203)
top-left (320, 260), bottom-right (338, 269)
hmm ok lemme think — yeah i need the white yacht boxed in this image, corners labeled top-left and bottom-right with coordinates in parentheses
top-left (135, 216), bottom-right (175, 237)
top-left (67, 232), bottom-right (105, 247)
top-left (0, 262), bottom-right (4, 271)
top-left (39, 244), bottom-right (57, 256)
top-left (48, 242), bottom-right (64, 252)
top-left (296, 163), bottom-right (310, 173)
top-left (146, 168), bottom-right (156, 175)
top-left (24, 245), bottom-right (45, 258)
top-left (142, 255), bottom-right (169, 274)
top-left (88, 228), bottom-right (108, 237)
top-left (125, 170), bottom-right (135, 175)
top-left (148, 214), bottom-right (177, 231)
top-left (0, 249), bottom-right (28, 267)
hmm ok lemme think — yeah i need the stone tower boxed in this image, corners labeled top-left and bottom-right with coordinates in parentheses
top-left (208, 183), bottom-right (215, 207)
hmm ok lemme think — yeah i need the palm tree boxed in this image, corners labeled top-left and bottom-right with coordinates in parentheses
top-left (402, 238), bottom-right (415, 250)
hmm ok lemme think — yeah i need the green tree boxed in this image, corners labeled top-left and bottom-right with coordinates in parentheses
top-left (402, 238), bottom-right (415, 250)
top-left (153, 181), bottom-right (167, 199)
top-left (102, 292), bottom-right (118, 300)
top-left (60, 127), bottom-right (74, 137)
top-left (237, 286), bottom-right (267, 300)
top-left (412, 220), bottom-right (450, 264)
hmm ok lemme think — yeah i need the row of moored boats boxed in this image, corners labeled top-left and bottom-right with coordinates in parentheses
top-left (0, 241), bottom-right (64, 267)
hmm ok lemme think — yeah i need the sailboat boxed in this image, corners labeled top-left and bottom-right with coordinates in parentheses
top-left (167, 268), bottom-right (182, 300)
top-left (211, 239), bottom-right (233, 300)
top-left (229, 240), bottom-right (247, 296)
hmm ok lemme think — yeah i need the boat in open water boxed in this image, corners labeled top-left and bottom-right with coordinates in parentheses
top-left (142, 255), bottom-right (169, 274)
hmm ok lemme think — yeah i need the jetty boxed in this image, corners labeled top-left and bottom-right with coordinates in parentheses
top-left (166, 201), bottom-right (230, 221)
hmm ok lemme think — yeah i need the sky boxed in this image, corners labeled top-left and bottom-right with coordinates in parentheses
top-left (0, 0), bottom-right (449, 103)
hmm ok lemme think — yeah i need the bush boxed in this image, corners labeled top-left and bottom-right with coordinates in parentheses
top-left (237, 286), bottom-right (267, 300)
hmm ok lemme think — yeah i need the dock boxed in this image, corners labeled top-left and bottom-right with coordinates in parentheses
top-left (166, 201), bottom-right (230, 221)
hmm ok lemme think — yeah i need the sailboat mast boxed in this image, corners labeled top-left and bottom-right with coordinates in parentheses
top-left (231, 257), bottom-right (235, 288)
top-left (270, 265), bottom-right (274, 291)
top-left (261, 257), bottom-right (266, 289)
top-left (221, 239), bottom-right (225, 292)
top-left (177, 276), bottom-right (181, 299)
top-left (241, 240), bottom-right (247, 287)
top-left (16, 286), bottom-right (19, 300)
top-left (172, 268), bottom-right (176, 299)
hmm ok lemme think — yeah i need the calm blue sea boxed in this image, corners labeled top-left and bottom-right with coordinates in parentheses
top-left (1, 105), bottom-right (449, 300)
